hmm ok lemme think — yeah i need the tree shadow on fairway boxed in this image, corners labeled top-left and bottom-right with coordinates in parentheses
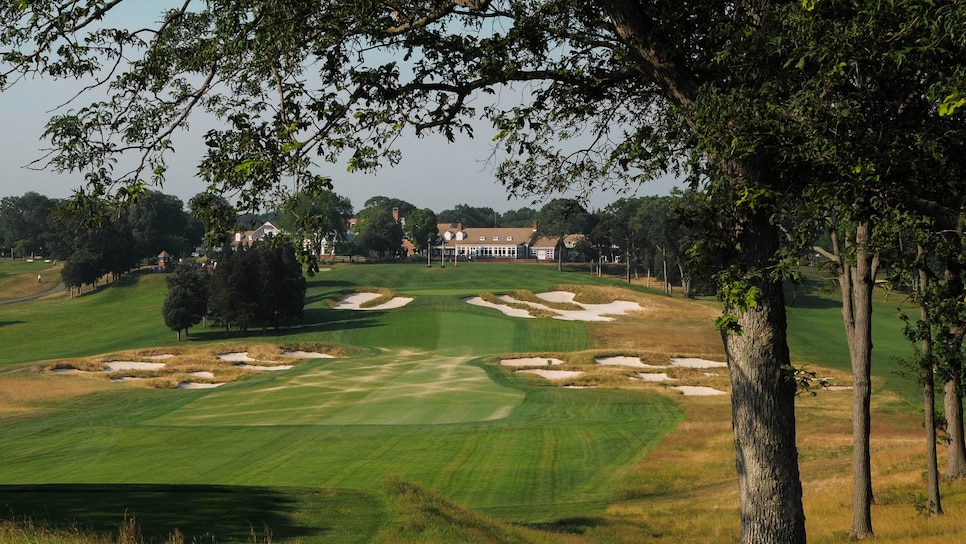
top-left (0, 484), bottom-right (380, 543)
top-left (182, 307), bottom-right (382, 342)
top-left (0, 320), bottom-right (25, 328)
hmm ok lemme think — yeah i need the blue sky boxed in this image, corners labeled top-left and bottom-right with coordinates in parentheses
top-left (0, 1), bottom-right (678, 213)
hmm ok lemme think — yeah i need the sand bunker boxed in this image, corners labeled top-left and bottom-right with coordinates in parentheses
top-left (464, 297), bottom-right (534, 318)
top-left (669, 358), bottom-right (727, 369)
top-left (516, 369), bottom-right (584, 380)
top-left (336, 292), bottom-right (414, 310)
top-left (103, 361), bottom-right (166, 371)
top-left (595, 356), bottom-right (647, 368)
top-left (468, 291), bottom-right (643, 322)
top-left (235, 363), bottom-right (293, 371)
top-left (500, 357), bottom-right (564, 367)
top-left (145, 354), bottom-right (176, 360)
top-left (283, 350), bottom-right (334, 359)
top-left (638, 372), bottom-right (674, 382)
top-left (188, 371), bottom-right (215, 379)
top-left (218, 352), bottom-right (258, 362)
top-left (177, 382), bottom-right (224, 389)
top-left (674, 385), bottom-right (727, 396)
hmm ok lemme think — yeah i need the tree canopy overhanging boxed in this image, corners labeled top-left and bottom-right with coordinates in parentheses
top-left (4, 2), bottom-right (966, 543)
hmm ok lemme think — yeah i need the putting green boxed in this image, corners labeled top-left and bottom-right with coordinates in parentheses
top-left (149, 352), bottom-right (525, 426)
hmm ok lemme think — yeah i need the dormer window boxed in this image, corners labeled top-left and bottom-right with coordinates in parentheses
top-left (507, 236), bottom-right (513, 241)
top-left (480, 236), bottom-right (486, 241)
top-left (493, 236), bottom-right (499, 241)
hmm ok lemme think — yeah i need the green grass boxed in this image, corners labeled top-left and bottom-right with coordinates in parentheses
top-left (0, 262), bottom-right (682, 541)
top-left (785, 283), bottom-right (920, 407)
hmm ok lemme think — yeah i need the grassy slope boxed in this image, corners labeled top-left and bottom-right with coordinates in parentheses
top-left (0, 262), bottom-right (685, 542)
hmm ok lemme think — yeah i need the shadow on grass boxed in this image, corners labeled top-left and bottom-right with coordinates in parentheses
top-left (183, 307), bottom-right (382, 342)
top-left (0, 484), bottom-right (381, 543)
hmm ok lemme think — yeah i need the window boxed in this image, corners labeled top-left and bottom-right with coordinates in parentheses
top-left (507, 236), bottom-right (513, 241)
top-left (480, 236), bottom-right (486, 241)
top-left (493, 236), bottom-right (499, 241)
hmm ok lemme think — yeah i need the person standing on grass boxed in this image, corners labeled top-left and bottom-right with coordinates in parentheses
top-left (37, 274), bottom-right (42, 283)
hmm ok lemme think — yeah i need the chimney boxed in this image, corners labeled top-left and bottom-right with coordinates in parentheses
top-left (392, 207), bottom-right (399, 221)
top-left (532, 220), bottom-right (538, 231)
top-left (457, 222), bottom-right (462, 231)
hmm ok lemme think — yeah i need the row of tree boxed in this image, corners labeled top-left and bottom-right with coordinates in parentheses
top-left (163, 238), bottom-right (306, 339)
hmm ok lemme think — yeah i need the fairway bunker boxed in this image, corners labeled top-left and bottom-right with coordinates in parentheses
top-left (637, 372), bottom-right (675, 382)
top-left (669, 357), bottom-right (727, 369)
top-left (466, 290), bottom-right (644, 321)
top-left (673, 385), bottom-right (727, 396)
top-left (516, 369), bottom-right (584, 380)
top-left (336, 292), bottom-right (414, 310)
top-left (595, 356), bottom-right (647, 368)
top-left (283, 350), bottom-right (334, 359)
top-left (500, 357), bottom-right (564, 367)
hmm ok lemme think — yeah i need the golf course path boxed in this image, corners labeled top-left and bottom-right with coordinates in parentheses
top-left (0, 281), bottom-right (65, 305)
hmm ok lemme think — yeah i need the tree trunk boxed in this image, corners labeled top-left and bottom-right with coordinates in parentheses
top-left (943, 374), bottom-right (966, 478)
top-left (942, 260), bottom-right (966, 478)
top-left (920, 258), bottom-right (944, 515)
top-left (724, 274), bottom-right (805, 544)
top-left (849, 222), bottom-right (876, 539)
top-left (723, 212), bottom-right (805, 544)
top-left (815, 221), bottom-right (876, 539)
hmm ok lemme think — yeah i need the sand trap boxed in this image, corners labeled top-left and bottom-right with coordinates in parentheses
top-left (111, 376), bottom-right (147, 382)
top-left (595, 356), bottom-right (647, 368)
top-left (638, 372), bottom-right (674, 382)
top-left (188, 371), bottom-right (215, 379)
top-left (177, 382), bottom-right (224, 389)
top-left (825, 386), bottom-right (854, 391)
top-left (218, 352), bottom-right (258, 362)
top-left (500, 357), bottom-right (564, 367)
top-left (235, 363), bottom-right (293, 371)
top-left (516, 369), bottom-right (584, 380)
top-left (674, 385), bottom-right (727, 396)
top-left (669, 358), bottom-right (727, 369)
top-left (103, 361), bottom-right (166, 371)
top-left (468, 291), bottom-right (643, 322)
top-left (336, 292), bottom-right (414, 310)
top-left (464, 297), bottom-right (534, 318)
top-left (283, 350), bottom-right (335, 359)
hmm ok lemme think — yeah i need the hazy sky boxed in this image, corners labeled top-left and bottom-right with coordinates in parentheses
top-left (0, 2), bottom-right (678, 214)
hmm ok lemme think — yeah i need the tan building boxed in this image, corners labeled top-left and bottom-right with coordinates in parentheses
top-left (436, 222), bottom-right (560, 260)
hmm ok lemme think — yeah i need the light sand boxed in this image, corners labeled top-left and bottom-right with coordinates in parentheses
top-left (464, 296), bottom-right (534, 318)
top-left (188, 371), bottom-right (215, 379)
top-left (500, 357), bottom-right (564, 367)
top-left (218, 352), bottom-right (258, 362)
top-left (673, 385), bottom-right (727, 396)
top-left (516, 369), bottom-right (584, 380)
top-left (336, 292), bottom-right (414, 310)
top-left (102, 361), bottom-right (166, 371)
top-left (469, 291), bottom-right (643, 321)
top-left (235, 363), bottom-right (293, 371)
top-left (638, 372), bottom-right (674, 382)
top-left (177, 382), bottom-right (224, 389)
top-left (669, 357), bottom-right (727, 369)
top-left (283, 350), bottom-right (335, 359)
top-left (595, 356), bottom-right (647, 368)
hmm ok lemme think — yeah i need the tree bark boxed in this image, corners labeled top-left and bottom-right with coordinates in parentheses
top-left (849, 222), bottom-right (876, 539)
top-left (815, 221), bottom-right (876, 539)
top-left (944, 374), bottom-right (966, 478)
top-left (920, 257), bottom-right (944, 515)
top-left (723, 207), bottom-right (806, 544)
